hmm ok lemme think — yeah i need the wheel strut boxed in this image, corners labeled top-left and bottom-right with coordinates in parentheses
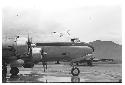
top-left (71, 66), bottom-right (80, 76)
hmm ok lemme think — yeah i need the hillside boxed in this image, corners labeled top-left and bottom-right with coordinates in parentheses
top-left (89, 40), bottom-right (122, 63)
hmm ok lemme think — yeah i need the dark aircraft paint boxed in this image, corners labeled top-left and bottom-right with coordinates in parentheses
top-left (39, 46), bottom-right (93, 61)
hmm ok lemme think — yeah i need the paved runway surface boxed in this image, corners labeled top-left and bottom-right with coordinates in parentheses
top-left (5, 63), bottom-right (122, 83)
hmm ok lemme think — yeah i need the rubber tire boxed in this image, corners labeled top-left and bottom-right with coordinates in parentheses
top-left (71, 67), bottom-right (80, 76)
top-left (10, 67), bottom-right (19, 76)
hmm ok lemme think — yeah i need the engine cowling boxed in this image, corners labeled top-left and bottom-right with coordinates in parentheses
top-left (10, 59), bottom-right (24, 67)
top-left (32, 47), bottom-right (42, 64)
top-left (22, 47), bottom-right (42, 68)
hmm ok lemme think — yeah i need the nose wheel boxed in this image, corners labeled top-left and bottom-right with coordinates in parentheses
top-left (71, 66), bottom-right (80, 76)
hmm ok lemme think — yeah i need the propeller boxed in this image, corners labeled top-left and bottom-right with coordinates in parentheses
top-left (27, 34), bottom-right (32, 56)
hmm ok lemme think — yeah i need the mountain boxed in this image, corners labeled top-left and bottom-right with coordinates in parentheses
top-left (89, 40), bottom-right (122, 63)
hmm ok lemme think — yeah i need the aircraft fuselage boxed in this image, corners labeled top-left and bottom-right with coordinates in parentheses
top-left (2, 37), bottom-right (94, 66)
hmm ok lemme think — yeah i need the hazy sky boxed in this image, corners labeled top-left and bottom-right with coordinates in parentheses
top-left (2, 0), bottom-right (122, 44)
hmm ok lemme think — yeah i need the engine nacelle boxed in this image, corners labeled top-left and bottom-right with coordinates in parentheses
top-left (22, 47), bottom-right (42, 68)
top-left (10, 59), bottom-right (24, 67)
top-left (32, 47), bottom-right (42, 64)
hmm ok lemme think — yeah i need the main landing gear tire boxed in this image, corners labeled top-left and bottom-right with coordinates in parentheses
top-left (71, 67), bottom-right (80, 76)
top-left (10, 67), bottom-right (19, 76)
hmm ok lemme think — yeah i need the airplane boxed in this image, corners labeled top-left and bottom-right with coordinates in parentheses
top-left (2, 34), bottom-right (94, 82)
top-left (35, 39), bottom-right (94, 66)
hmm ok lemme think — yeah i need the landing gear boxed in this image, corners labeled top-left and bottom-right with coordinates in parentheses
top-left (55, 61), bottom-right (60, 64)
top-left (71, 66), bottom-right (80, 76)
top-left (87, 60), bottom-right (92, 66)
top-left (10, 67), bottom-right (19, 78)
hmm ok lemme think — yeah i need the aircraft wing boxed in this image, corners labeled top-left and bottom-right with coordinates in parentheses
top-left (36, 42), bottom-right (94, 52)
top-left (71, 55), bottom-right (93, 63)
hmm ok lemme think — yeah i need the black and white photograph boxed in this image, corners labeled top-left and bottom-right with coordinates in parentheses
top-left (1, 0), bottom-right (123, 83)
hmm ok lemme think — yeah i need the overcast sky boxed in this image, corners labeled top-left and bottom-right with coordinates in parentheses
top-left (2, 0), bottom-right (122, 44)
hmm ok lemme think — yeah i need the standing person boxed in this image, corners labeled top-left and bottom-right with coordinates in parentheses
top-left (41, 49), bottom-right (47, 72)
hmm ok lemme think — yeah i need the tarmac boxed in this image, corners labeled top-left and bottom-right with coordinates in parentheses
top-left (5, 62), bottom-right (122, 83)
